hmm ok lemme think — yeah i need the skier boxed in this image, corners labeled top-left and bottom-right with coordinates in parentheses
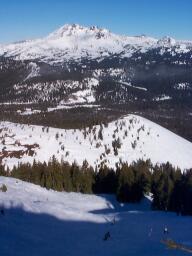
top-left (164, 226), bottom-right (169, 235)
top-left (148, 227), bottom-right (153, 237)
top-left (111, 217), bottom-right (116, 225)
top-left (0, 209), bottom-right (4, 216)
top-left (103, 231), bottom-right (111, 241)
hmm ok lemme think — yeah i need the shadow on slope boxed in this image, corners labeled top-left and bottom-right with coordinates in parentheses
top-left (0, 200), bottom-right (190, 256)
top-left (90, 194), bottom-right (152, 215)
top-left (0, 206), bottom-right (111, 256)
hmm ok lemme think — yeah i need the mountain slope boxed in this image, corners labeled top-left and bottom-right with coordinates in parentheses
top-left (0, 24), bottom-right (192, 145)
top-left (1, 114), bottom-right (192, 170)
top-left (0, 176), bottom-right (192, 256)
top-left (0, 24), bottom-right (192, 106)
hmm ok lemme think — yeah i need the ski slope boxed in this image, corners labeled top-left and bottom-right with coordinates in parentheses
top-left (0, 177), bottom-right (192, 256)
top-left (1, 114), bottom-right (192, 170)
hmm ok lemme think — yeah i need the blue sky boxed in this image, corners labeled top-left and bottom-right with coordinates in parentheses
top-left (0, 0), bottom-right (192, 43)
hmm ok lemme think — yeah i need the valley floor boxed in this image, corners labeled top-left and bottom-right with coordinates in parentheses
top-left (0, 177), bottom-right (192, 256)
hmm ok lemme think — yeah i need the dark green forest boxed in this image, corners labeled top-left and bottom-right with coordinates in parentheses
top-left (1, 158), bottom-right (192, 215)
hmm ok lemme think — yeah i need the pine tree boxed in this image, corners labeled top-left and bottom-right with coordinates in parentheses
top-left (116, 163), bottom-right (135, 202)
top-left (80, 160), bottom-right (94, 194)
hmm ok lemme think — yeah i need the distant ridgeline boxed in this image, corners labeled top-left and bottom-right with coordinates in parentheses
top-left (1, 157), bottom-right (192, 216)
top-left (0, 24), bottom-right (192, 106)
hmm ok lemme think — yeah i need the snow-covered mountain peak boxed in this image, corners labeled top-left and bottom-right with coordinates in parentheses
top-left (157, 36), bottom-right (176, 46)
top-left (47, 24), bottom-right (85, 39)
top-left (0, 24), bottom-right (191, 63)
top-left (47, 23), bottom-right (111, 40)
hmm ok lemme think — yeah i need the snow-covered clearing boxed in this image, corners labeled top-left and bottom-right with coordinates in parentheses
top-left (118, 81), bottom-right (148, 91)
top-left (19, 104), bottom-right (100, 115)
top-left (1, 114), bottom-right (192, 170)
top-left (0, 177), bottom-right (192, 256)
top-left (153, 95), bottom-right (172, 101)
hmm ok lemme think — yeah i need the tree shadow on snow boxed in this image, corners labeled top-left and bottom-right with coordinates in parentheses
top-left (90, 194), bottom-right (152, 215)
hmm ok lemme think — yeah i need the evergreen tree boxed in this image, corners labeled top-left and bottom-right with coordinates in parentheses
top-left (116, 163), bottom-right (135, 202)
top-left (94, 165), bottom-right (117, 194)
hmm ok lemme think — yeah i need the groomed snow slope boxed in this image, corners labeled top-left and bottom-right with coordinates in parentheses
top-left (1, 115), bottom-right (192, 170)
top-left (0, 177), bottom-right (192, 256)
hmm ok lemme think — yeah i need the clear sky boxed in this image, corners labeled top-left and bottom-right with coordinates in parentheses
top-left (0, 0), bottom-right (192, 43)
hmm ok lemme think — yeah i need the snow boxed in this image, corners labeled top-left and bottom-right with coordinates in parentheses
top-left (24, 62), bottom-right (40, 81)
top-left (14, 104), bottom-right (101, 116)
top-left (0, 177), bottom-right (108, 223)
top-left (0, 176), bottom-right (192, 256)
top-left (11, 77), bottom-right (99, 104)
top-left (1, 114), bottom-right (192, 171)
top-left (20, 108), bottom-right (41, 115)
top-left (47, 104), bottom-right (100, 112)
top-left (153, 95), bottom-right (172, 101)
top-left (0, 102), bottom-right (34, 105)
top-left (1, 24), bottom-right (191, 64)
top-left (65, 89), bottom-right (96, 104)
top-left (157, 36), bottom-right (176, 47)
top-left (174, 83), bottom-right (191, 90)
top-left (118, 81), bottom-right (148, 91)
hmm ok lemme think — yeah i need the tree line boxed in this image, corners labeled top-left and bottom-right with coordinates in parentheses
top-left (1, 158), bottom-right (192, 215)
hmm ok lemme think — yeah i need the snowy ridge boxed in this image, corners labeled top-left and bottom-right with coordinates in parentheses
top-left (0, 24), bottom-right (191, 63)
top-left (1, 114), bottom-right (192, 170)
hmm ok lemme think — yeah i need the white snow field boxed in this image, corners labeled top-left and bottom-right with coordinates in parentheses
top-left (0, 176), bottom-right (192, 256)
top-left (1, 114), bottom-right (192, 170)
